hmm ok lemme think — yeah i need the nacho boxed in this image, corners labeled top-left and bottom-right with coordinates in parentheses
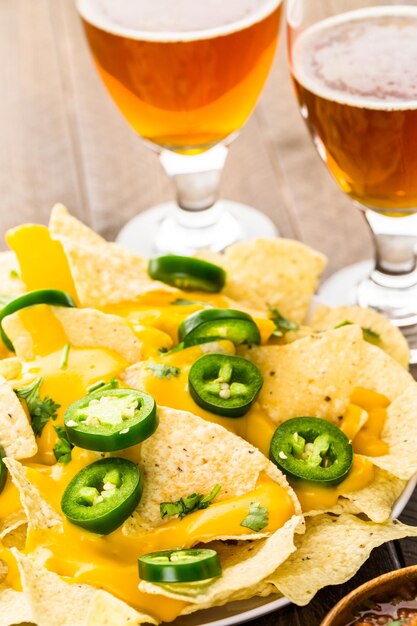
top-left (312, 304), bottom-right (410, 368)
top-left (266, 514), bottom-right (417, 606)
top-left (0, 252), bottom-right (25, 296)
top-left (199, 238), bottom-right (326, 323)
top-left (0, 207), bottom-right (416, 624)
top-left (0, 378), bottom-right (36, 460)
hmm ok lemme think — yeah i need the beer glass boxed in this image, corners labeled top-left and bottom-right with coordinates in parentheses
top-left (287, 0), bottom-right (417, 332)
top-left (76, 0), bottom-right (283, 255)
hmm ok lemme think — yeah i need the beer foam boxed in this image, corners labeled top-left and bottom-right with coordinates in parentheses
top-left (77, 0), bottom-right (282, 42)
top-left (292, 6), bottom-right (417, 111)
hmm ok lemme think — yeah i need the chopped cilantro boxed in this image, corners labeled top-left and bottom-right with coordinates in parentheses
top-left (171, 298), bottom-right (211, 307)
top-left (334, 321), bottom-right (381, 345)
top-left (15, 377), bottom-right (60, 437)
top-left (147, 363), bottom-right (181, 379)
top-left (53, 426), bottom-right (73, 464)
top-left (59, 343), bottom-right (71, 370)
top-left (240, 502), bottom-right (269, 532)
top-left (160, 484), bottom-right (221, 520)
top-left (269, 308), bottom-right (299, 337)
top-left (87, 378), bottom-right (119, 394)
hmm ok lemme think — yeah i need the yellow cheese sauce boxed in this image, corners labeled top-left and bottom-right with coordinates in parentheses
top-left (24, 455), bottom-right (294, 621)
top-left (0, 475), bottom-right (21, 520)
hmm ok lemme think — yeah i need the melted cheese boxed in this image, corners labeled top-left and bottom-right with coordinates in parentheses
top-left (349, 390), bottom-right (390, 457)
top-left (19, 347), bottom-right (128, 464)
top-left (6, 225), bottom-right (79, 303)
top-left (0, 476), bottom-right (21, 519)
top-left (294, 455), bottom-right (375, 512)
top-left (25, 458), bottom-right (294, 622)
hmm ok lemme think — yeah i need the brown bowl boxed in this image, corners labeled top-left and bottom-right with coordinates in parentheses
top-left (320, 565), bottom-right (417, 626)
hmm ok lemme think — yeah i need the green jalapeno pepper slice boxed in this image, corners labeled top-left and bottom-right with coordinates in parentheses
top-left (0, 447), bottom-right (8, 495)
top-left (0, 289), bottom-right (77, 351)
top-left (138, 548), bottom-right (222, 583)
top-left (188, 354), bottom-right (263, 417)
top-left (178, 309), bottom-right (261, 347)
top-left (64, 388), bottom-right (157, 452)
top-left (148, 255), bottom-right (226, 293)
top-left (270, 417), bottom-right (353, 486)
top-left (61, 457), bottom-right (142, 534)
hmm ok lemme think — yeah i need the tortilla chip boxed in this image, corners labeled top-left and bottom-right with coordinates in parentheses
top-left (0, 252), bottom-right (25, 296)
top-left (4, 459), bottom-right (60, 531)
top-left (305, 468), bottom-right (407, 523)
top-left (129, 406), bottom-right (301, 531)
top-left (3, 307), bottom-right (142, 363)
top-left (355, 342), bottom-right (412, 399)
top-left (49, 205), bottom-right (177, 307)
top-left (0, 586), bottom-right (33, 626)
top-left (86, 591), bottom-right (158, 626)
top-left (49, 204), bottom-right (105, 248)
top-left (0, 358), bottom-right (22, 382)
top-left (239, 326), bottom-right (364, 425)
top-left (0, 513), bottom-right (27, 544)
top-left (267, 514), bottom-right (417, 606)
top-left (200, 239), bottom-right (326, 323)
top-left (52, 308), bottom-right (142, 363)
top-left (311, 304), bottom-right (410, 368)
top-left (12, 550), bottom-right (155, 626)
top-left (0, 378), bottom-right (36, 460)
top-left (139, 515), bottom-right (299, 611)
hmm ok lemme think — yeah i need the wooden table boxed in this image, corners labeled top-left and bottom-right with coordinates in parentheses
top-left (1, 2), bottom-right (416, 625)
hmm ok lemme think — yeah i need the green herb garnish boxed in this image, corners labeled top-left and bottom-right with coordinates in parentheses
top-left (171, 298), bottom-right (211, 307)
top-left (240, 502), bottom-right (269, 532)
top-left (147, 364), bottom-right (181, 379)
top-left (269, 308), bottom-right (299, 338)
top-left (15, 377), bottom-right (60, 437)
top-left (334, 321), bottom-right (381, 345)
top-left (160, 484), bottom-right (221, 520)
top-left (59, 343), bottom-right (71, 370)
top-left (9, 270), bottom-right (19, 279)
top-left (53, 426), bottom-right (73, 464)
top-left (86, 378), bottom-right (119, 394)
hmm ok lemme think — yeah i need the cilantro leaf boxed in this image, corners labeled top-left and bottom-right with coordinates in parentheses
top-left (334, 321), bottom-right (381, 345)
top-left (240, 502), bottom-right (269, 532)
top-left (53, 426), bottom-right (73, 464)
top-left (160, 484), bottom-right (221, 520)
top-left (15, 377), bottom-right (60, 437)
top-left (147, 364), bottom-right (181, 379)
top-left (171, 298), bottom-right (212, 307)
top-left (269, 308), bottom-right (299, 337)
top-left (87, 378), bottom-right (119, 394)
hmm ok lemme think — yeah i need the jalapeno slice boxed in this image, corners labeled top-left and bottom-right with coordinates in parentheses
top-left (270, 417), bottom-right (353, 486)
top-left (64, 388), bottom-right (157, 452)
top-left (178, 309), bottom-right (261, 347)
top-left (188, 354), bottom-right (263, 417)
top-left (148, 255), bottom-right (226, 293)
top-left (0, 447), bottom-right (8, 495)
top-left (138, 549), bottom-right (222, 583)
top-left (0, 289), bottom-right (77, 351)
top-left (61, 457), bottom-right (142, 534)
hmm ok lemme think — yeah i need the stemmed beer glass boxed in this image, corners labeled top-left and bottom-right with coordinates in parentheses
top-left (76, 0), bottom-right (283, 255)
top-left (287, 0), bottom-right (417, 333)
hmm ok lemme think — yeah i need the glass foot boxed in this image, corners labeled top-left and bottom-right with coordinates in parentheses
top-left (115, 201), bottom-right (278, 256)
top-left (319, 260), bottom-right (417, 364)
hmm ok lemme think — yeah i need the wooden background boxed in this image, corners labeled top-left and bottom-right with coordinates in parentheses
top-left (0, 1), bottom-right (415, 625)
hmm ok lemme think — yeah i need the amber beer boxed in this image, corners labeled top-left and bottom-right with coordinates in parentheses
top-left (78, 0), bottom-right (282, 153)
top-left (291, 7), bottom-right (417, 215)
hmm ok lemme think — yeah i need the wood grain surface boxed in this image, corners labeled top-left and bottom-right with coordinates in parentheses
top-left (0, 1), bottom-right (415, 625)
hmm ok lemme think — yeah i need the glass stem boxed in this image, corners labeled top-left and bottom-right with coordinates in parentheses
top-left (154, 145), bottom-right (243, 254)
top-left (358, 210), bottom-right (417, 324)
top-left (159, 145), bottom-right (228, 224)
